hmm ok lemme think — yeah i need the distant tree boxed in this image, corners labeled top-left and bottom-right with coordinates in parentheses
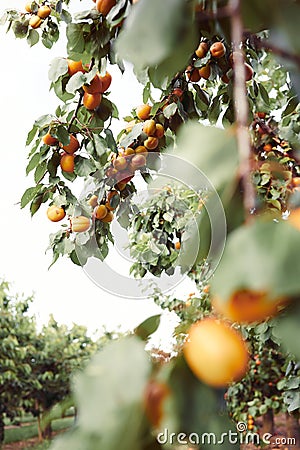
top-left (23, 315), bottom-right (98, 440)
top-left (0, 281), bottom-right (37, 448)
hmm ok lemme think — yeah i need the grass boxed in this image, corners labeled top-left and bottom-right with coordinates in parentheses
top-left (4, 417), bottom-right (74, 444)
top-left (24, 441), bottom-right (51, 450)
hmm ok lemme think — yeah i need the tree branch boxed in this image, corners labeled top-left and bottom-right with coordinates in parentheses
top-left (244, 32), bottom-right (300, 68)
top-left (230, 0), bottom-right (256, 220)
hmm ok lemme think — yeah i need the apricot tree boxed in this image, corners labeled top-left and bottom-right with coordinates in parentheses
top-left (2, 0), bottom-right (300, 448)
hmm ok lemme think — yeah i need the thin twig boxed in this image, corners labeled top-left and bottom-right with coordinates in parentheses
top-left (67, 91), bottom-right (84, 133)
top-left (230, 0), bottom-right (256, 219)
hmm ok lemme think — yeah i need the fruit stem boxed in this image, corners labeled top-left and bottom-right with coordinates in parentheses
top-left (230, 0), bottom-right (256, 221)
top-left (67, 91), bottom-right (84, 133)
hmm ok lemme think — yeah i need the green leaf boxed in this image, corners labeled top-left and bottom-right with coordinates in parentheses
top-left (134, 315), bottom-right (161, 340)
top-left (66, 23), bottom-right (85, 54)
top-left (66, 72), bottom-right (86, 94)
top-left (61, 9), bottom-right (72, 24)
top-left (48, 57), bottom-right (68, 83)
top-left (104, 129), bottom-right (117, 153)
top-left (30, 193), bottom-right (44, 216)
top-left (26, 125), bottom-right (38, 146)
top-left (34, 160), bottom-right (47, 183)
top-left (12, 20), bottom-right (28, 39)
top-left (27, 28), bottom-right (39, 47)
top-left (56, 125), bottom-right (70, 145)
top-left (116, 0), bottom-right (196, 72)
top-left (74, 157), bottom-right (96, 177)
top-left (282, 96), bottom-right (298, 117)
top-left (173, 122), bottom-right (238, 191)
top-left (273, 303), bottom-right (300, 359)
top-left (21, 185), bottom-right (42, 209)
top-left (287, 392), bottom-right (300, 412)
top-left (258, 83), bottom-right (270, 106)
top-left (26, 153), bottom-right (40, 175)
top-left (163, 103), bottom-right (177, 119)
top-left (119, 123), bottom-right (143, 149)
top-left (74, 336), bottom-right (150, 433)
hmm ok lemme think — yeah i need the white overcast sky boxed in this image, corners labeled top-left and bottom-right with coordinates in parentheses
top-left (0, 0), bottom-right (195, 336)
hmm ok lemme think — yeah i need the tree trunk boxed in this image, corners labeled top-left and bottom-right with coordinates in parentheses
top-left (262, 409), bottom-right (274, 435)
top-left (37, 414), bottom-right (43, 442)
top-left (0, 413), bottom-right (4, 449)
top-left (286, 411), bottom-right (300, 449)
top-left (41, 420), bottom-right (52, 440)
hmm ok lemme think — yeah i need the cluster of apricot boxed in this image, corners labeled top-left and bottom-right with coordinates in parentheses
top-left (106, 104), bottom-right (165, 190)
top-left (25, 1), bottom-right (51, 29)
top-left (88, 190), bottom-right (117, 224)
top-left (67, 59), bottom-right (112, 111)
top-left (185, 39), bottom-right (253, 84)
top-left (247, 414), bottom-right (254, 431)
top-left (43, 131), bottom-right (80, 174)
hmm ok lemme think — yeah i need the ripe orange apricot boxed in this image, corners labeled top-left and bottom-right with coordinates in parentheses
top-left (71, 216), bottom-right (91, 232)
top-left (25, 1), bottom-right (33, 12)
top-left (95, 204), bottom-right (108, 220)
top-left (144, 380), bottom-right (170, 429)
top-left (29, 15), bottom-right (42, 28)
top-left (47, 205), bottom-right (65, 222)
top-left (195, 41), bottom-right (208, 59)
top-left (83, 92), bottom-right (102, 110)
top-left (184, 318), bottom-right (249, 387)
top-left (186, 66), bottom-right (201, 82)
top-left (113, 156), bottom-right (128, 171)
top-left (244, 63), bottom-right (254, 81)
top-left (136, 104), bottom-right (151, 121)
top-left (175, 241), bottom-right (181, 250)
top-left (99, 71), bottom-right (112, 92)
top-left (144, 137), bottom-right (159, 150)
top-left (131, 154), bottom-right (146, 169)
top-left (143, 119), bottom-right (156, 137)
top-left (263, 143), bottom-right (272, 152)
top-left (83, 74), bottom-right (103, 94)
top-left (37, 5), bottom-right (51, 18)
top-left (43, 132), bottom-right (58, 146)
top-left (96, 0), bottom-right (116, 16)
top-left (88, 195), bottom-right (98, 208)
top-left (172, 88), bottom-right (184, 99)
top-left (212, 290), bottom-right (286, 323)
top-left (61, 134), bottom-right (80, 154)
top-left (210, 42), bottom-right (226, 58)
top-left (115, 182), bottom-right (126, 191)
top-left (155, 124), bottom-right (164, 139)
top-left (67, 59), bottom-right (84, 77)
top-left (292, 177), bottom-right (300, 188)
top-left (135, 145), bottom-right (148, 155)
top-left (60, 153), bottom-right (75, 173)
top-left (288, 208), bottom-right (300, 231)
top-left (199, 64), bottom-right (211, 79)
top-left (101, 210), bottom-right (114, 222)
top-left (124, 147), bottom-right (135, 156)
